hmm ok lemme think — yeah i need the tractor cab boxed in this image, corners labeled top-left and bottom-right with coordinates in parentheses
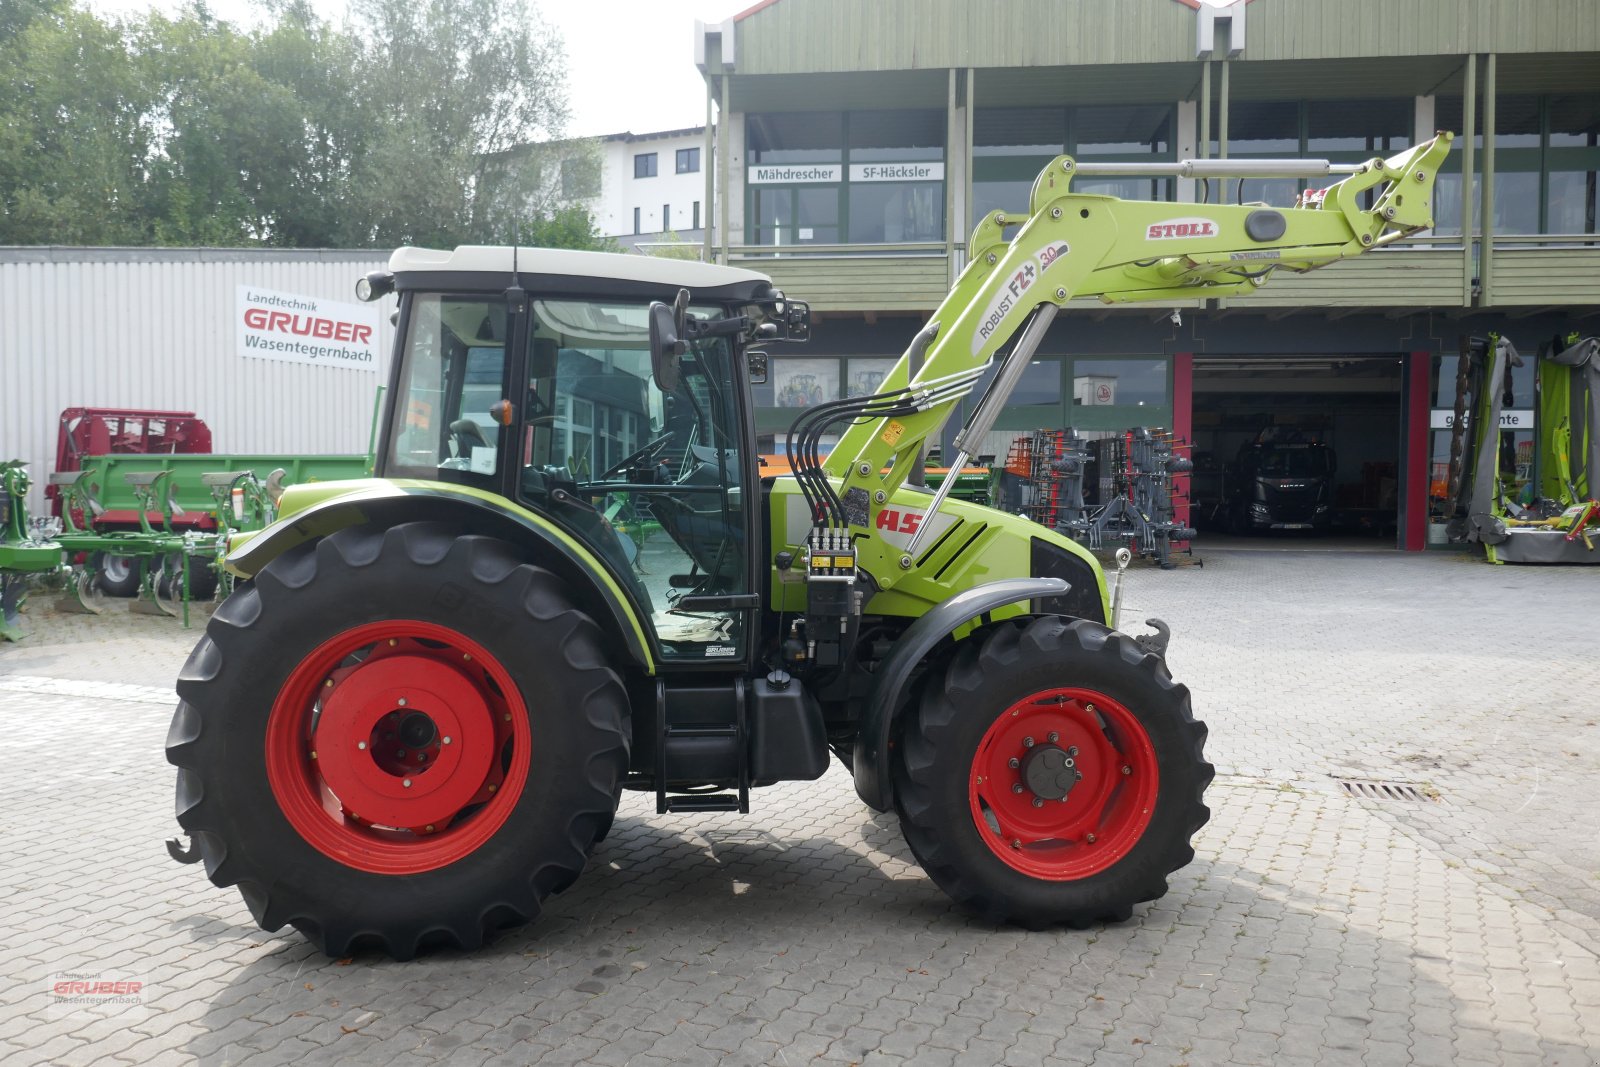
top-left (374, 246), bottom-right (791, 665)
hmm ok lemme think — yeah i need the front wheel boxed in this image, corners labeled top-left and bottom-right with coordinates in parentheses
top-left (893, 617), bottom-right (1211, 926)
top-left (166, 522), bottom-right (630, 959)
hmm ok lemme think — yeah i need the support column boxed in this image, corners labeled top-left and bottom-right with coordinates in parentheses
top-left (1402, 349), bottom-right (1432, 551)
top-left (1461, 55), bottom-right (1477, 304)
top-left (1172, 352), bottom-right (1194, 544)
top-left (719, 74), bottom-right (731, 265)
top-left (1480, 53), bottom-right (1497, 303)
top-left (703, 86), bottom-right (715, 262)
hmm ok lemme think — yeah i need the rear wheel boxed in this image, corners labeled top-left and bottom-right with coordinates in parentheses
top-left (893, 616), bottom-right (1210, 925)
top-left (166, 522), bottom-right (630, 959)
top-left (156, 552), bottom-right (219, 602)
top-left (91, 552), bottom-right (141, 597)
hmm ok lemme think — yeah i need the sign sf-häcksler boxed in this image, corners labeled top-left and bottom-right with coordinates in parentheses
top-left (237, 286), bottom-right (381, 371)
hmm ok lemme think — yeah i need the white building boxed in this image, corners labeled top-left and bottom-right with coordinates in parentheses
top-left (587, 127), bottom-right (709, 253)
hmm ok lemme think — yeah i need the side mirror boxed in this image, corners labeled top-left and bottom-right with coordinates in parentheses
top-left (648, 298), bottom-right (685, 394)
top-left (746, 350), bottom-right (769, 385)
top-left (780, 301), bottom-right (811, 342)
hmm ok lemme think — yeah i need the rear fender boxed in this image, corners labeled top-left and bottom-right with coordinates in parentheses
top-left (853, 577), bottom-right (1068, 811)
top-left (226, 484), bottom-right (654, 671)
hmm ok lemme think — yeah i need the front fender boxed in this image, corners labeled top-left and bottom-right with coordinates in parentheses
top-left (853, 576), bottom-right (1068, 811)
top-left (227, 481), bottom-right (655, 671)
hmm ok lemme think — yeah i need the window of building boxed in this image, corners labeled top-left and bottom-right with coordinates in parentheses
top-left (662, 204), bottom-right (670, 232)
top-left (1071, 105), bottom-right (1175, 203)
top-left (634, 152), bottom-right (657, 178)
top-left (632, 207), bottom-right (640, 235)
top-left (693, 201), bottom-right (701, 230)
top-left (677, 147), bottom-right (700, 173)
top-left (747, 112), bottom-right (844, 164)
top-left (1435, 92), bottom-right (1600, 237)
top-left (1073, 359), bottom-right (1169, 409)
top-left (972, 105), bottom-right (1176, 230)
top-left (746, 110), bottom-right (943, 246)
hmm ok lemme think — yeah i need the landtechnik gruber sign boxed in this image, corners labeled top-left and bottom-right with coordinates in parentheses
top-left (237, 286), bottom-right (381, 370)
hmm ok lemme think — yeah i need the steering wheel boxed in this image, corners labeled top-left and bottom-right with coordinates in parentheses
top-left (599, 431), bottom-right (677, 481)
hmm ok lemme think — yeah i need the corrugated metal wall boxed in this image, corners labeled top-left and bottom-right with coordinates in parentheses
top-left (0, 248), bottom-right (396, 513)
top-left (733, 0), bottom-right (1600, 74)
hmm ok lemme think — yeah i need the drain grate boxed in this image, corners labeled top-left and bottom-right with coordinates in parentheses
top-left (1336, 778), bottom-right (1437, 803)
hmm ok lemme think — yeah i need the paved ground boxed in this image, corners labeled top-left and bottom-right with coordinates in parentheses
top-left (2, 549), bottom-right (1599, 1066)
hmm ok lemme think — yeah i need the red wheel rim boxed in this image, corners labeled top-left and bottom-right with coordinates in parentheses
top-left (265, 620), bottom-right (530, 875)
top-left (968, 687), bottom-right (1159, 880)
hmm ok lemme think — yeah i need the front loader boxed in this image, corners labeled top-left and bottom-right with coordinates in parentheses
top-left (168, 135), bottom-right (1453, 958)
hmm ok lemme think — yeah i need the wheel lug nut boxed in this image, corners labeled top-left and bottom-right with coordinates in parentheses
top-left (1086, 833), bottom-right (1097, 843)
top-left (1085, 704), bottom-right (1096, 714)
top-left (417, 753), bottom-right (425, 762)
top-left (425, 824), bottom-right (435, 833)
top-left (1012, 783), bottom-right (1024, 794)
top-left (357, 741), bottom-right (367, 751)
top-left (1122, 765), bottom-right (1132, 775)
top-left (1007, 757), bottom-right (1019, 769)
top-left (309, 751), bottom-right (317, 760)
top-left (443, 736), bottom-right (452, 745)
top-left (1048, 732), bottom-right (1059, 743)
top-left (1023, 736), bottom-right (1035, 748)
top-left (1011, 839), bottom-right (1021, 849)
top-left (402, 778), bottom-right (412, 788)
top-left (1031, 797), bottom-right (1044, 808)
top-left (397, 698), bottom-right (407, 707)
top-left (1064, 757), bottom-right (1075, 768)
top-left (1068, 746), bottom-right (1079, 757)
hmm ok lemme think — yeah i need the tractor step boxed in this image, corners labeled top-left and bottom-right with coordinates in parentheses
top-left (662, 793), bottom-right (742, 813)
top-left (652, 679), bottom-right (751, 815)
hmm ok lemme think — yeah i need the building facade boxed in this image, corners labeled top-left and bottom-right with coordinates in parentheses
top-left (693, 0), bottom-right (1600, 549)
top-left (588, 127), bottom-right (710, 252)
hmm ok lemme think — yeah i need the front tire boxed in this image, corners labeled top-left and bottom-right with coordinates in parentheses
top-left (893, 617), bottom-right (1211, 926)
top-left (165, 522), bottom-right (630, 959)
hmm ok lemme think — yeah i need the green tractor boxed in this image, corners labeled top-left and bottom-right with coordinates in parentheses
top-left (168, 137), bottom-right (1452, 958)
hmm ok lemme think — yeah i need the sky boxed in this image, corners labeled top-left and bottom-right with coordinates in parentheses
top-left (86, 0), bottom-right (747, 137)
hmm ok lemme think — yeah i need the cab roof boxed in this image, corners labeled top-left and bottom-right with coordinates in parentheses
top-left (388, 246), bottom-right (772, 292)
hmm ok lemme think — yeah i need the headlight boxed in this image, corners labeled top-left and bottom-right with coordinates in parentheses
top-left (1250, 503), bottom-right (1271, 516)
top-left (356, 271), bottom-right (395, 302)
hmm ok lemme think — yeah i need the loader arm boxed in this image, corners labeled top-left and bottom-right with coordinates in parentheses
top-left (814, 133), bottom-right (1453, 587)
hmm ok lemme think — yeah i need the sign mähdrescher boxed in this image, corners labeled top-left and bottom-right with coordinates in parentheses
top-left (748, 164), bottom-right (841, 185)
top-left (237, 286), bottom-right (380, 371)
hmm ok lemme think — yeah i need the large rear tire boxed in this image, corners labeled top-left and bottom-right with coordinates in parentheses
top-left (166, 522), bottom-right (630, 959)
top-left (893, 616), bottom-right (1210, 926)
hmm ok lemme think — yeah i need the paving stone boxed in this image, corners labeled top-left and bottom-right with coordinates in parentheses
top-left (4, 553), bottom-right (1600, 1066)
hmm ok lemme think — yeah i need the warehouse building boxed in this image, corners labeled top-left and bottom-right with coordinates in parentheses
top-left (692, 0), bottom-right (1600, 549)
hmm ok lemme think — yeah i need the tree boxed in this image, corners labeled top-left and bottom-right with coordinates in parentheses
top-left (0, 4), bottom-right (154, 243)
top-left (344, 0), bottom-right (588, 248)
top-left (0, 0), bottom-right (613, 250)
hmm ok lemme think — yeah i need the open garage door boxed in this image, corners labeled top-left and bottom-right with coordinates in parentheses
top-left (1189, 355), bottom-right (1404, 549)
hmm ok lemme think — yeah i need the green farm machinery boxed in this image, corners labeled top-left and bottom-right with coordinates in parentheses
top-left (163, 135), bottom-right (1452, 957)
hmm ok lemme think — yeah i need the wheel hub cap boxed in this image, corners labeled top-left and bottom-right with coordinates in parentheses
top-left (1020, 744), bottom-right (1078, 801)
